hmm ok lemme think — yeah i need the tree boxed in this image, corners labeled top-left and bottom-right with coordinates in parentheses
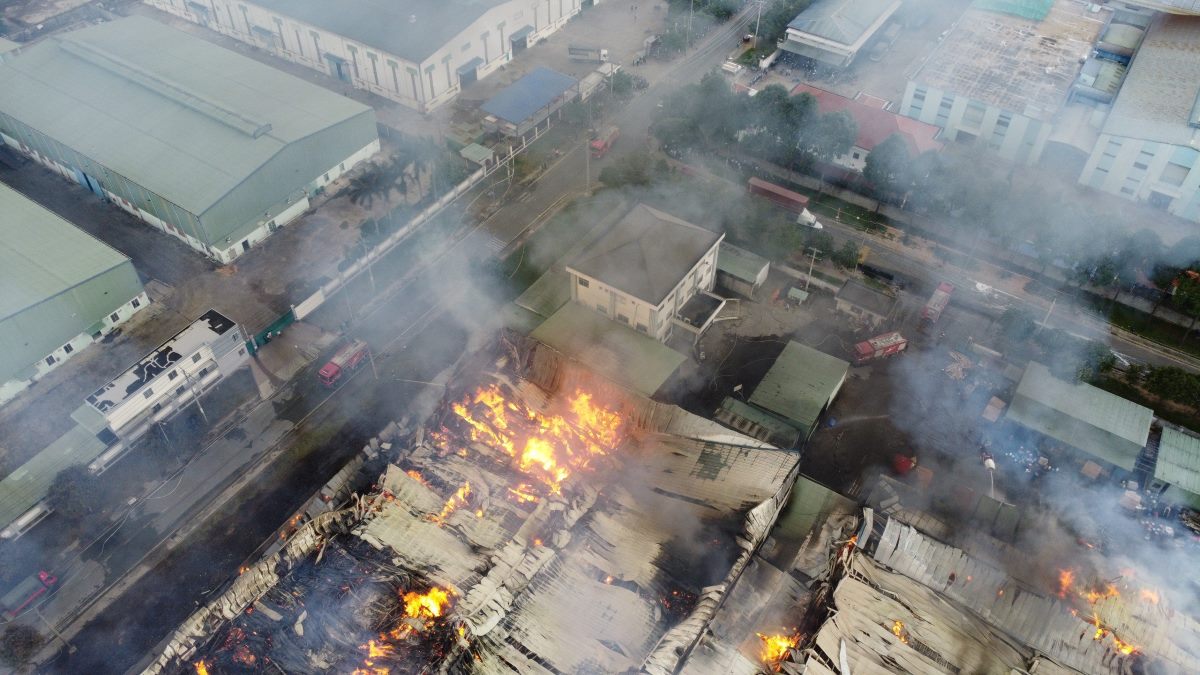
top-left (832, 241), bottom-right (860, 269)
top-left (805, 111), bottom-right (857, 165)
top-left (0, 543), bottom-right (21, 585)
top-left (346, 158), bottom-right (402, 208)
top-left (1173, 274), bottom-right (1200, 344)
top-left (610, 71), bottom-right (635, 98)
top-left (0, 625), bottom-right (44, 668)
top-left (47, 465), bottom-right (100, 520)
top-left (997, 307), bottom-right (1036, 342)
top-left (863, 134), bottom-right (912, 200)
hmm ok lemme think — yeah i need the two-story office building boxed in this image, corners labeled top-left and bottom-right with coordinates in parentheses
top-left (85, 310), bottom-right (249, 442)
top-left (144, 0), bottom-right (582, 112)
top-left (566, 204), bottom-right (724, 343)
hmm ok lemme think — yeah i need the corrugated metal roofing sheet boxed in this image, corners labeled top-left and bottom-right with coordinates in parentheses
top-left (786, 0), bottom-right (900, 46)
top-left (529, 302), bottom-right (685, 396)
top-left (0, 411), bottom-right (110, 528)
top-left (1156, 427), bottom-right (1200, 498)
top-left (748, 341), bottom-right (847, 434)
top-left (1006, 362), bottom-right (1152, 469)
top-left (716, 243), bottom-right (768, 285)
top-left (481, 66), bottom-right (577, 124)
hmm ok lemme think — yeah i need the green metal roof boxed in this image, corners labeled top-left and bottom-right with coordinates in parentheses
top-left (0, 409), bottom-right (109, 530)
top-left (530, 303), bottom-right (686, 397)
top-left (0, 183), bottom-right (143, 383)
top-left (1156, 427), bottom-right (1200, 499)
top-left (749, 341), bottom-right (848, 435)
top-left (0, 17), bottom-right (376, 245)
top-left (1006, 362), bottom-right (1152, 471)
top-left (718, 396), bottom-right (799, 442)
top-left (0, 37), bottom-right (20, 55)
top-left (716, 243), bottom-right (769, 285)
top-left (973, 0), bottom-right (1053, 21)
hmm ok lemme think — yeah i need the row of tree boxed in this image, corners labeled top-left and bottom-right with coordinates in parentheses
top-left (654, 73), bottom-right (858, 173)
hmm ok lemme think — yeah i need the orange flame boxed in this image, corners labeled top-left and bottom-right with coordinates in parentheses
top-left (445, 385), bottom-right (623, 498)
top-left (405, 469), bottom-right (429, 486)
top-left (194, 662), bottom-right (209, 675)
top-left (1058, 569), bottom-right (1075, 599)
top-left (429, 482), bottom-right (471, 525)
top-left (756, 632), bottom-right (800, 670)
top-left (508, 484), bottom-right (539, 504)
top-left (1139, 588), bottom-right (1160, 605)
top-left (891, 620), bottom-right (909, 644)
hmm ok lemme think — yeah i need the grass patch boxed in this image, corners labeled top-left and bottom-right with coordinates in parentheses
top-left (1091, 299), bottom-right (1200, 359)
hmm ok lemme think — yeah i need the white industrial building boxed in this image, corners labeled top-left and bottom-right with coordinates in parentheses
top-left (0, 16), bottom-right (379, 264)
top-left (898, 0), bottom-right (1107, 165)
top-left (1078, 14), bottom-right (1200, 222)
top-left (0, 183), bottom-right (148, 406)
top-left (566, 204), bottom-right (724, 343)
top-left (85, 309), bottom-right (249, 442)
top-left (778, 0), bottom-right (901, 68)
top-left (144, 0), bottom-right (583, 112)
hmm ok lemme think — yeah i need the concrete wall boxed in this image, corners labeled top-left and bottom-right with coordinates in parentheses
top-left (900, 81), bottom-right (1051, 165)
top-left (1078, 133), bottom-right (1200, 223)
top-left (146, 0), bottom-right (581, 112)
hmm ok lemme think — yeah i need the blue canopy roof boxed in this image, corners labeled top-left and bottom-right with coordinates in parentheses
top-left (482, 66), bottom-right (577, 124)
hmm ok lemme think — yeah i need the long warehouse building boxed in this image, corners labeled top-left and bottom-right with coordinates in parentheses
top-left (0, 183), bottom-right (148, 406)
top-left (0, 16), bottom-right (380, 264)
top-left (144, 0), bottom-right (583, 112)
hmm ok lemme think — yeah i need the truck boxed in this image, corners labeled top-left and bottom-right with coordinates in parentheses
top-left (852, 331), bottom-right (908, 365)
top-left (569, 45), bottom-right (608, 63)
top-left (921, 282), bottom-right (955, 324)
top-left (747, 177), bottom-right (810, 214)
top-left (317, 339), bottom-right (370, 387)
top-left (2, 571), bottom-right (57, 619)
top-left (590, 126), bottom-right (620, 158)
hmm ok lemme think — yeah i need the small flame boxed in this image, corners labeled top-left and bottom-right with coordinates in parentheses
top-left (756, 632), bottom-right (800, 670)
top-left (405, 469), bottom-right (429, 486)
top-left (533, 538), bottom-right (543, 547)
top-left (194, 661), bottom-right (209, 675)
top-left (429, 482), bottom-right (471, 525)
top-left (1139, 588), bottom-right (1160, 605)
top-left (604, 575), bottom-right (614, 584)
top-left (891, 620), bottom-right (909, 644)
top-left (508, 484), bottom-right (540, 504)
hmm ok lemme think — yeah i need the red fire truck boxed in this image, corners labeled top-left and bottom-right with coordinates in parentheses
top-left (921, 282), bottom-right (955, 324)
top-left (852, 331), bottom-right (908, 365)
top-left (318, 340), bottom-right (370, 387)
top-left (590, 126), bottom-right (620, 158)
top-left (747, 177), bottom-right (810, 213)
top-left (2, 571), bottom-right (57, 619)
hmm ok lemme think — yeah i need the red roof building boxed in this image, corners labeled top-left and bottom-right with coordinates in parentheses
top-left (792, 84), bottom-right (943, 171)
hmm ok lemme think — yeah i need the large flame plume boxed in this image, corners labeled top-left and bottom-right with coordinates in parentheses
top-left (352, 586), bottom-right (458, 674)
top-left (193, 661), bottom-right (209, 675)
top-left (441, 385), bottom-right (624, 500)
top-left (756, 632), bottom-right (801, 671)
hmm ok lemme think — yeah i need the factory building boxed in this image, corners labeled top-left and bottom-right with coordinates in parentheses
top-left (144, 0), bottom-right (582, 112)
top-left (0, 16), bottom-right (379, 264)
top-left (898, 0), bottom-right (1107, 165)
top-left (0, 183), bottom-right (148, 406)
top-left (778, 0), bottom-right (901, 69)
top-left (1077, 14), bottom-right (1200, 222)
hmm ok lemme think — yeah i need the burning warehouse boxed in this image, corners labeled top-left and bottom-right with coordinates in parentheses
top-left (143, 353), bottom-right (801, 674)
top-left (684, 506), bottom-right (1200, 675)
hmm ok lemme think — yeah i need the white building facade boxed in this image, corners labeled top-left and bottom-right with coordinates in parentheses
top-left (85, 309), bottom-right (250, 441)
top-left (565, 204), bottom-right (723, 343)
top-left (145, 0), bottom-right (583, 113)
top-left (899, 82), bottom-right (1053, 165)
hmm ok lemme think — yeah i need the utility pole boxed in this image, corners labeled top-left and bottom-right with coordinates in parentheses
top-left (806, 247), bottom-right (822, 291)
top-left (367, 344), bottom-right (379, 380)
top-left (686, 0), bottom-right (694, 52)
top-left (754, 0), bottom-right (765, 48)
top-left (182, 368), bottom-right (209, 425)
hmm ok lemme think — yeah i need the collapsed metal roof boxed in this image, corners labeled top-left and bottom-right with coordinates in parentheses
top-left (145, 368), bottom-right (801, 674)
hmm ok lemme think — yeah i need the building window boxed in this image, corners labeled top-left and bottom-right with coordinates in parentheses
top-left (45, 355), bottom-right (56, 367)
top-left (177, 385), bottom-right (186, 395)
top-left (911, 88), bottom-right (926, 103)
top-left (63, 343), bottom-right (73, 354)
top-left (1162, 162), bottom-right (1189, 187)
top-left (578, 277), bottom-right (589, 288)
top-left (168, 370), bottom-right (178, 381)
top-left (462, 41), bottom-right (472, 52)
top-left (596, 303), bottom-right (606, 313)
top-left (198, 367), bottom-right (210, 377)
top-left (144, 388), bottom-right (154, 399)
top-left (852, 152), bottom-right (860, 159)
top-left (110, 312), bottom-right (119, 322)
top-left (192, 353), bottom-right (202, 363)
top-left (131, 297), bottom-right (141, 309)
top-left (636, 323), bottom-right (648, 333)
top-left (617, 314), bottom-right (630, 324)
top-left (1120, 186), bottom-right (1135, 195)
top-left (1133, 161), bottom-right (1149, 171)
